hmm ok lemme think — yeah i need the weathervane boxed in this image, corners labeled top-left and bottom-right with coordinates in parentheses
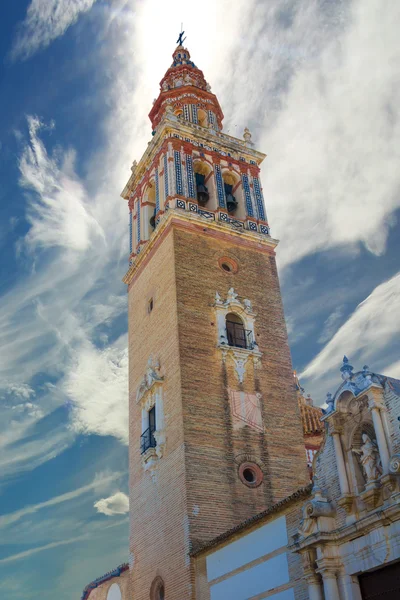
top-left (176, 23), bottom-right (186, 46)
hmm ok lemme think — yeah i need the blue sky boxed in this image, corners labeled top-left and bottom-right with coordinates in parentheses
top-left (0, 0), bottom-right (399, 597)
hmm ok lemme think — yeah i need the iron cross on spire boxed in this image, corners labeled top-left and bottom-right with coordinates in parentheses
top-left (176, 24), bottom-right (186, 46)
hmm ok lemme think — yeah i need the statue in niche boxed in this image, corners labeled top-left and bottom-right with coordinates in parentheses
top-left (352, 433), bottom-right (382, 482)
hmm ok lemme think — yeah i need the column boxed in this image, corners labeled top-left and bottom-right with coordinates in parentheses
top-left (370, 405), bottom-right (390, 473)
top-left (306, 576), bottom-right (324, 600)
top-left (338, 572), bottom-right (362, 600)
top-left (332, 430), bottom-right (350, 495)
top-left (321, 570), bottom-right (341, 600)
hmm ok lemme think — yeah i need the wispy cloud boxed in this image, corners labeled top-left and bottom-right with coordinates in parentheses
top-left (20, 116), bottom-right (104, 252)
top-left (0, 471), bottom-right (123, 528)
top-left (10, 0), bottom-right (98, 61)
top-left (0, 535), bottom-right (88, 564)
top-left (301, 272), bottom-right (400, 400)
top-left (318, 306), bottom-right (345, 344)
top-left (94, 491), bottom-right (129, 516)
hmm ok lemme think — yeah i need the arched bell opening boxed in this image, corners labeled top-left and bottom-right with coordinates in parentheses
top-left (222, 172), bottom-right (242, 217)
top-left (197, 108), bottom-right (207, 128)
top-left (194, 161), bottom-right (215, 209)
top-left (174, 107), bottom-right (183, 118)
top-left (143, 182), bottom-right (156, 239)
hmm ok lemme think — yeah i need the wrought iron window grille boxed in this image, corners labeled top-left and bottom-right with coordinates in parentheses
top-left (140, 426), bottom-right (156, 454)
top-left (226, 321), bottom-right (254, 349)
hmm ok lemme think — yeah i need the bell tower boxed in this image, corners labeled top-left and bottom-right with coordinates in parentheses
top-left (122, 42), bottom-right (308, 600)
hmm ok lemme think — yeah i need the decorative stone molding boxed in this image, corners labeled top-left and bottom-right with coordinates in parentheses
top-left (136, 356), bottom-right (164, 403)
top-left (389, 454), bottom-right (400, 474)
top-left (142, 447), bottom-right (159, 481)
top-left (214, 288), bottom-right (262, 383)
top-left (299, 488), bottom-right (335, 538)
top-left (136, 356), bottom-right (166, 474)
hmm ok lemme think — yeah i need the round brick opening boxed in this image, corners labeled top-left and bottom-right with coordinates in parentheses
top-left (218, 256), bottom-right (238, 274)
top-left (238, 462), bottom-right (263, 488)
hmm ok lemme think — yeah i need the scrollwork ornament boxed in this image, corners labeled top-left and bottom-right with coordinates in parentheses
top-left (389, 454), bottom-right (400, 475)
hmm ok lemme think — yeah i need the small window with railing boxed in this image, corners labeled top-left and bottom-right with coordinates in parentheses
top-left (141, 405), bottom-right (156, 454)
top-left (226, 313), bottom-right (253, 349)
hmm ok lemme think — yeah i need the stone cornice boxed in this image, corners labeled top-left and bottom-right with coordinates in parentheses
top-left (123, 208), bottom-right (278, 287)
top-left (290, 500), bottom-right (400, 552)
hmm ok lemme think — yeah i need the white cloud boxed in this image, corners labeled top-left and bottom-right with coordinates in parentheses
top-left (94, 491), bottom-right (129, 516)
top-left (2, 382), bottom-right (35, 400)
top-left (262, 0), bottom-right (400, 267)
top-left (301, 272), bottom-right (400, 401)
top-left (65, 338), bottom-right (129, 443)
top-left (10, 0), bottom-right (98, 61)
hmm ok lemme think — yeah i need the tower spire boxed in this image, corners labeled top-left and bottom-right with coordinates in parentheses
top-left (148, 43), bottom-right (224, 132)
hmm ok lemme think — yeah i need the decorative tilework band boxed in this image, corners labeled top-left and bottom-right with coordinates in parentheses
top-left (192, 104), bottom-right (198, 124)
top-left (164, 154), bottom-right (169, 198)
top-left (183, 104), bottom-right (190, 122)
top-left (174, 150), bottom-right (183, 195)
top-left (186, 155), bottom-right (196, 198)
top-left (155, 168), bottom-right (160, 215)
top-left (214, 164), bottom-right (226, 208)
top-left (136, 199), bottom-right (140, 247)
top-left (129, 210), bottom-right (133, 254)
top-left (242, 174), bottom-right (254, 217)
top-left (253, 177), bottom-right (266, 221)
top-left (208, 110), bottom-right (215, 128)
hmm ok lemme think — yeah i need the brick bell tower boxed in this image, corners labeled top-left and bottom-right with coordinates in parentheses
top-left (121, 41), bottom-right (309, 600)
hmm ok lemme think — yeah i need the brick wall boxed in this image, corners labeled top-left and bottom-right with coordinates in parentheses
top-left (128, 220), bottom-right (309, 599)
top-left (173, 226), bottom-right (309, 548)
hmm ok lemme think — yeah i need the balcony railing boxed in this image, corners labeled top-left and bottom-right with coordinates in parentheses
top-left (226, 322), bottom-right (254, 349)
top-left (140, 426), bottom-right (156, 455)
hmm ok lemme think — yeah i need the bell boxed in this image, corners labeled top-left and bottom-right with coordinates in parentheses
top-left (226, 193), bottom-right (237, 213)
top-left (197, 184), bottom-right (209, 206)
top-left (149, 209), bottom-right (156, 229)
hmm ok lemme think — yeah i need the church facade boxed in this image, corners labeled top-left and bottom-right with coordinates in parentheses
top-left (81, 43), bottom-right (400, 600)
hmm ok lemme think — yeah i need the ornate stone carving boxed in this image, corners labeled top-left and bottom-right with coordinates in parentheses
top-left (299, 488), bottom-right (335, 538)
top-left (389, 454), bottom-right (400, 475)
top-left (136, 356), bottom-right (164, 404)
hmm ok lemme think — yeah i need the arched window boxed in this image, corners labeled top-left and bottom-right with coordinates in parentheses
top-left (194, 162), bottom-right (211, 207)
top-left (150, 576), bottom-right (165, 600)
top-left (197, 108), bottom-right (207, 127)
top-left (223, 173), bottom-right (238, 214)
top-left (107, 583), bottom-right (122, 600)
top-left (146, 184), bottom-right (156, 234)
top-left (226, 313), bottom-right (249, 349)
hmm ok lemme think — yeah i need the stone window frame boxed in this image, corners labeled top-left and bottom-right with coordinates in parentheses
top-left (136, 357), bottom-right (166, 480)
top-left (214, 288), bottom-right (262, 384)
